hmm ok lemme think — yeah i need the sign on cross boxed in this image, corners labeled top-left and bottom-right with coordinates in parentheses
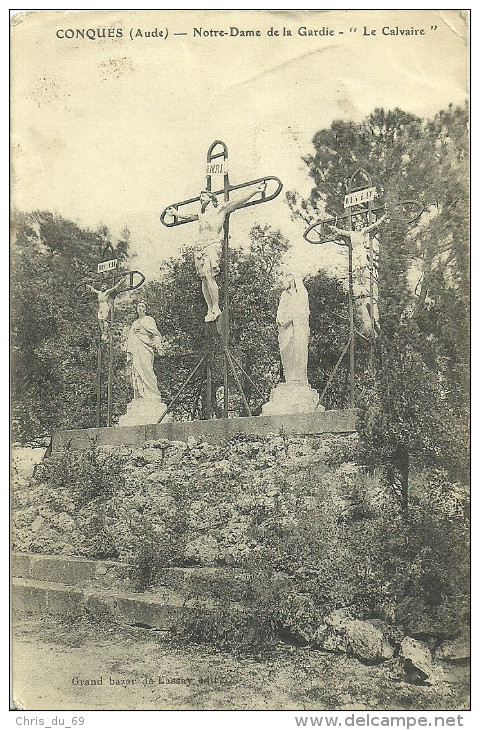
top-left (304, 173), bottom-right (423, 246)
top-left (160, 140), bottom-right (283, 420)
top-left (97, 258), bottom-right (118, 273)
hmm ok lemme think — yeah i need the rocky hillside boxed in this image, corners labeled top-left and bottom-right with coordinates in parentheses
top-left (11, 432), bottom-right (470, 679)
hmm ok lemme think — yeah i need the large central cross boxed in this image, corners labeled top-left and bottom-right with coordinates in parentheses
top-left (160, 140), bottom-right (282, 419)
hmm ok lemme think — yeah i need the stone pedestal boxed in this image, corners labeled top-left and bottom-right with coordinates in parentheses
top-left (118, 396), bottom-right (172, 427)
top-left (261, 382), bottom-right (324, 416)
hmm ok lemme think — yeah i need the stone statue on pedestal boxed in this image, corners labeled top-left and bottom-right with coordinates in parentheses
top-left (118, 301), bottom-right (171, 426)
top-left (262, 273), bottom-right (323, 416)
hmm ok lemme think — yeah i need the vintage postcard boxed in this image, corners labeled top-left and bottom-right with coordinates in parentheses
top-left (11, 9), bottom-right (470, 718)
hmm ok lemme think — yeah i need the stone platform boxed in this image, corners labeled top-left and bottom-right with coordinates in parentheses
top-left (118, 396), bottom-right (170, 427)
top-left (51, 409), bottom-right (356, 452)
top-left (262, 382), bottom-right (322, 416)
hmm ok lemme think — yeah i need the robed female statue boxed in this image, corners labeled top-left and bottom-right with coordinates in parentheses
top-left (262, 272), bottom-right (321, 415)
top-left (119, 301), bottom-right (169, 426)
top-left (277, 272), bottom-right (310, 385)
top-left (126, 301), bottom-right (164, 399)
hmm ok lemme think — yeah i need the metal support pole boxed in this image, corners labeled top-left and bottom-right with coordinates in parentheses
top-left (222, 212), bottom-right (230, 418)
top-left (206, 356), bottom-right (213, 419)
top-left (227, 349), bottom-right (265, 402)
top-left (367, 192), bottom-right (376, 358)
top-left (158, 354), bottom-right (208, 423)
top-left (206, 141), bottom-right (230, 419)
top-left (96, 336), bottom-right (102, 428)
top-left (317, 336), bottom-right (352, 407)
top-left (225, 349), bottom-right (252, 417)
top-left (220, 157), bottom-right (230, 418)
top-left (190, 362), bottom-right (207, 419)
top-left (346, 198), bottom-right (355, 409)
top-left (107, 304), bottom-right (114, 427)
top-left (348, 243), bottom-right (355, 409)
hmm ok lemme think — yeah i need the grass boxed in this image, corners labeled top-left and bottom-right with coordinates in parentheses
top-left (13, 612), bottom-right (470, 712)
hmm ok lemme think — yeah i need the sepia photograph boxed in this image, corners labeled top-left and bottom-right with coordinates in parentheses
top-left (10, 8), bottom-right (470, 716)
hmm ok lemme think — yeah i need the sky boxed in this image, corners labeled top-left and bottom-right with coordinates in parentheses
top-left (11, 8), bottom-right (468, 281)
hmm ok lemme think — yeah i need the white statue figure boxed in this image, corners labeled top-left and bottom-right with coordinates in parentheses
top-left (167, 182), bottom-right (266, 323)
top-left (277, 272), bottom-right (310, 385)
top-left (118, 301), bottom-right (170, 427)
top-left (85, 277), bottom-right (126, 341)
top-left (262, 272), bottom-right (322, 416)
top-left (126, 301), bottom-right (164, 398)
top-left (329, 213), bottom-right (386, 333)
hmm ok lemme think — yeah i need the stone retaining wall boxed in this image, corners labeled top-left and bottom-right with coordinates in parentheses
top-left (51, 409), bottom-right (356, 452)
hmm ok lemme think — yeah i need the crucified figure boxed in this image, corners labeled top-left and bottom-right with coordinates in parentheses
top-left (85, 277), bottom-right (126, 340)
top-left (167, 181), bottom-right (266, 322)
top-left (329, 213), bottom-right (387, 333)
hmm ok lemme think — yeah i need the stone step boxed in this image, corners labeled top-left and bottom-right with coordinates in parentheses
top-left (12, 577), bottom-right (229, 630)
top-left (12, 553), bottom-right (283, 600)
top-left (158, 566), bottom-right (258, 601)
top-left (11, 553), bottom-right (130, 590)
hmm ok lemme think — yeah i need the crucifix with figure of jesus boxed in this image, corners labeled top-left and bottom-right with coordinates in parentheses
top-left (304, 168), bottom-right (423, 408)
top-left (160, 140), bottom-right (283, 420)
top-left (75, 241), bottom-right (146, 428)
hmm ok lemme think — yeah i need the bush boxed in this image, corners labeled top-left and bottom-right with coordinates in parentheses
top-left (34, 443), bottom-right (127, 508)
top-left (179, 600), bottom-right (277, 655)
top-left (178, 568), bottom-right (285, 654)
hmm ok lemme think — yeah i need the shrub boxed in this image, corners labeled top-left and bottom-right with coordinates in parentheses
top-left (35, 444), bottom-right (127, 508)
top-left (178, 568), bottom-right (284, 654)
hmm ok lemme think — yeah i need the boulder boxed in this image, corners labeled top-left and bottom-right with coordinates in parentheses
top-left (31, 515), bottom-right (45, 533)
top-left (400, 636), bottom-right (434, 682)
top-left (324, 607), bottom-right (354, 627)
top-left (320, 610), bottom-right (394, 663)
top-left (56, 512), bottom-right (76, 532)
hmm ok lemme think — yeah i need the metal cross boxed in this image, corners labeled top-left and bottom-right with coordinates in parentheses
top-left (303, 168), bottom-right (424, 408)
top-left (160, 140), bottom-right (282, 420)
top-left (75, 242), bottom-right (146, 428)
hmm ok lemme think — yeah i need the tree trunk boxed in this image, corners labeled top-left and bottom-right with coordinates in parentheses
top-left (387, 443), bottom-right (410, 514)
top-left (395, 443), bottom-right (410, 514)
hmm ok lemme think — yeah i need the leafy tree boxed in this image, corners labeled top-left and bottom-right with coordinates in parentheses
top-left (11, 210), bottom-right (132, 440)
top-left (304, 269), bottom-right (355, 410)
top-left (288, 104), bottom-right (469, 504)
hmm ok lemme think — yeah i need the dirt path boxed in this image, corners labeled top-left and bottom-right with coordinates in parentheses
top-left (12, 614), bottom-right (469, 712)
